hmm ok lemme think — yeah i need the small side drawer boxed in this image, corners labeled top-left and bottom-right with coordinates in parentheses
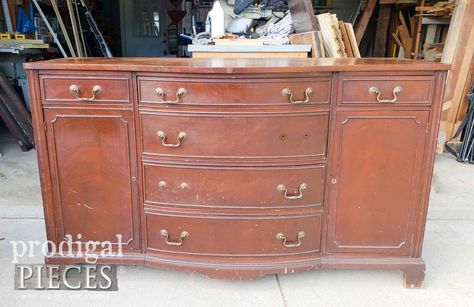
top-left (146, 212), bottom-right (322, 256)
top-left (40, 75), bottom-right (130, 104)
top-left (338, 74), bottom-right (435, 105)
top-left (138, 76), bottom-right (331, 106)
top-left (144, 164), bottom-right (325, 209)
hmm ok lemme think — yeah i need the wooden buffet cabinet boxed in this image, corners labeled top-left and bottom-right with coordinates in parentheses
top-left (25, 58), bottom-right (449, 288)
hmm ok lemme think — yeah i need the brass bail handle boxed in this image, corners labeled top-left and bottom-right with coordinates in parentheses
top-left (69, 84), bottom-right (102, 101)
top-left (277, 183), bottom-right (308, 200)
top-left (157, 131), bottom-right (186, 148)
top-left (282, 87), bottom-right (314, 104)
top-left (276, 231), bottom-right (306, 248)
top-left (155, 87), bottom-right (187, 104)
top-left (160, 229), bottom-right (189, 246)
top-left (368, 86), bottom-right (403, 103)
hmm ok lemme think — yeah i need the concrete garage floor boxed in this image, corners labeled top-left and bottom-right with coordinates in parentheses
top-left (0, 131), bottom-right (473, 306)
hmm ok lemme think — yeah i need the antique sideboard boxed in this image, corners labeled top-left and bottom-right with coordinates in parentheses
top-left (25, 58), bottom-right (449, 287)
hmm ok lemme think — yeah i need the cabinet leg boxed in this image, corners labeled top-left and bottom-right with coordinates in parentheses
top-left (402, 266), bottom-right (425, 289)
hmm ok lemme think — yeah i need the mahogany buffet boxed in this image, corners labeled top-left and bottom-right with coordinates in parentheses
top-left (25, 58), bottom-right (449, 288)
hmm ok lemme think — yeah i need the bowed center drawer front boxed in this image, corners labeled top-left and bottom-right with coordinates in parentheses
top-left (138, 77), bottom-right (331, 105)
top-left (146, 213), bottom-right (322, 256)
top-left (144, 164), bottom-right (325, 208)
top-left (141, 112), bottom-right (329, 159)
top-left (338, 75), bottom-right (435, 105)
top-left (40, 75), bottom-right (131, 104)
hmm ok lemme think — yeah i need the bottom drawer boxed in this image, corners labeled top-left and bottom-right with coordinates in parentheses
top-left (146, 212), bottom-right (322, 256)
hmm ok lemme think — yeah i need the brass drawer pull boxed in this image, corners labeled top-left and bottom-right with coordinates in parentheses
top-left (155, 87), bottom-right (187, 104)
top-left (277, 183), bottom-right (308, 200)
top-left (282, 87), bottom-right (313, 104)
top-left (276, 231), bottom-right (306, 248)
top-left (368, 86), bottom-right (403, 103)
top-left (157, 131), bottom-right (186, 148)
top-left (160, 229), bottom-right (189, 246)
top-left (69, 84), bottom-right (102, 101)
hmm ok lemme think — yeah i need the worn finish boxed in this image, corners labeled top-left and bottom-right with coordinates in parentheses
top-left (25, 58), bottom-right (448, 287)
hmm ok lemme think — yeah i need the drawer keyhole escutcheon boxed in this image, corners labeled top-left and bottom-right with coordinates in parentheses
top-left (157, 131), bottom-right (186, 148)
top-left (277, 183), bottom-right (308, 200)
top-left (282, 87), bottom-right (313, 104)
top-left (276, 231), bottom-right (306, 248)
top-left (160, 229), bottom-right (189, 246)
top-left (368, 86), bottom-right (403, 103)
top-left (155, 87), bottom-right (187, 104)
top-left (69, 84), bottom-right (102, 101)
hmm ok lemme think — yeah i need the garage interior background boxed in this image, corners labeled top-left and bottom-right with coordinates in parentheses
top-left (0, 0), bottom-right (472, 158)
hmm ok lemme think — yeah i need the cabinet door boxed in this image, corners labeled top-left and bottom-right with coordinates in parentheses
top-left (326, 111), bottom-right (429, 256)
top-left (44, 109), bottom-right (140, 251)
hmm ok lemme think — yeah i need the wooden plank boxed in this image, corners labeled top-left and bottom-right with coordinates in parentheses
top-left (374, 4), bottom-right (392, 57)
top-left (331, 14), bottom-right (347, 58)
top-left (354, 0), bottom-right (377, 44)
top-left (316, 13), bottom-right (344, 58)
top-left (392, 32), bottom-right (404, 47)
top-left (424, 24), bottom-right (437, 44)
top-left (289, 31), bottom-right (326, 58)
top-left (397, 24), bottom-right (412, 57)
top-left (410, 0), bottom-right (426, 58)
top-left (66, 0), bottom-right (84, 57)
top-left (287, 0), bottom-right (319, 33)
top-left (0, 71), bottom-right (34, 151)
top-left (442, 0), bottom-right (469, 64)
top-left (0, 39), bottom-right (45, 44)
top-left (345, 23), bottom-right (361, 58)
top-left (339, 22), bottom-right (354, 58)
top-left (314, 31), bottom-right (326, 58)
top-left (387, 7), bottom-right (400, 57)
top-left (398, 11), bottom-right (413, 58)
top-left (7, 0), bottom-right (17, 32)
top-left (51, 0), bottom-right (77, 57)
top-left (441, 0), bottom-right (474, 139)
top-left (192, 52), bottom-right (309, 59)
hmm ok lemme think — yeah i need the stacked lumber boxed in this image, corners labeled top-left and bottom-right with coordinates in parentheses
top-left (316, 13), bottom-right (346, 58)
top-left (290, 13), bottom-right (360, 58)
top-left (391, 11), bottom-right (414, 58)
top-left (415, 1), bottom-right (455, 17)
top-left (0, 72), bottom-right (34, 151)
top-left (438, 0), bottom-right (474, 150)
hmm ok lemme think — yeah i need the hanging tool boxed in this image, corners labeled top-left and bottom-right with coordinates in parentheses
top-left (77, 0), bottom-right (112, 57)
top-left (445, 82), bottom-right (474, 163)
top-left (31, 0), bottom-right (68, 57)
top-left (51, 0), bottom-right (76, 57)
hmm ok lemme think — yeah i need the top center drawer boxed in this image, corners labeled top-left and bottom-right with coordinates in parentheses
top-left (138, 75), bottom-right (331, 106)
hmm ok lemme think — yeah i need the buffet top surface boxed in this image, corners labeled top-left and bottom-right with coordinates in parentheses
top-left (24, 57), bottom-right (450, 73)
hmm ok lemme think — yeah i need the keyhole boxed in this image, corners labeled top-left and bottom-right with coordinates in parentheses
top-left (280, 134), bottom-right (287, 141)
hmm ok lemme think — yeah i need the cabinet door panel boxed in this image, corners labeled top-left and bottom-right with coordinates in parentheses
top-left (327, 111), bottom-right (429, 255)
top-left (44, 110), bottom-right (140, 250)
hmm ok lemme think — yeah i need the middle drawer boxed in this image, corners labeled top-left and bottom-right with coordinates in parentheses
top-left (141, 112), bottom-right (329, 161)
top-left (144, 163), bottom-right (325, 209)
